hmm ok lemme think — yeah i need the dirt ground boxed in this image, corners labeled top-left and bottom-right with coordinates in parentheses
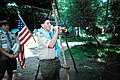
top-left (3, 37), bottom-right (120, 80)
top-left (3, 50), bottom-right (120, 80)
top-left (14, 55), bottom-right (120, 80)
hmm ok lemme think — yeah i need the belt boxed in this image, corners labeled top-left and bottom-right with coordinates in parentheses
top-left (6, 50), bottom-right (13, 54)
top-left (40, 57), bottom-right (58, 61)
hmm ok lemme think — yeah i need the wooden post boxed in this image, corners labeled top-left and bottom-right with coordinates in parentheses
top-left (54, 0), bottom-right (79, 73)
top-left (52, 1), bottom-right (70, 80)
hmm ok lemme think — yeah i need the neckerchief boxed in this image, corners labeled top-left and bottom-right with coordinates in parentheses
top-left (39, 27), bottom-right (61, 59)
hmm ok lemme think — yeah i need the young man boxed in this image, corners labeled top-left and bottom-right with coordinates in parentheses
top-left (36, 17), bottom-right (61, 80)
top-left (0, 20), bottom-right (19, 80)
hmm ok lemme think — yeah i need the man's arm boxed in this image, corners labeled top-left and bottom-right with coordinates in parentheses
top-left (48, 26), bottom-right (59, 48)
top-left (13, 33), bottom-right (20, 58)
top-left (0, 47), bottom-right (14, 58)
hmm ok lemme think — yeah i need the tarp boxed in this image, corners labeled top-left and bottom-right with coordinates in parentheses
top-left (9, 0), bottom-right (53, 10)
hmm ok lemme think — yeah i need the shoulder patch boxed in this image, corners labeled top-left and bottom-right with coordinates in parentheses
top-left (40, 32), bottom-right (43, 34)
top-left (40, 33), bottom-right (44, 37)
top-left (11, 32), bottom-right (15, 34)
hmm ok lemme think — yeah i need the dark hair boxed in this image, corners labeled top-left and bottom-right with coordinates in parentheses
top-left (40, 16), bottom-right (51, 24)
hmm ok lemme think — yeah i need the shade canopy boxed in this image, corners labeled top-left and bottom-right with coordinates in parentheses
top-left (9, 0), bottom-right (53, 10)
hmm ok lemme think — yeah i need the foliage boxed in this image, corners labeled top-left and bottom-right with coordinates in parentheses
top-left (108, 0), bottom-right (120, 44)
top-left (65, 43), bottom-right (120, 60)
top-left (62, 36), bottom-right (95, 42)
top-left (65, 44), bottom-right (97, 60)
top-left (57, 0), bottom-right (120, 44)
top-left (97, 34), bottom-right (112, 40)
top-left (57, 0), bottom-right (103, 29)
top-left (0, 2), bottom-right (50, 31)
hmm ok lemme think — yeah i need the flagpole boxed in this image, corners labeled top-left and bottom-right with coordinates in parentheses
top-left (17, 11), bottom-right (36, 42)
top-left (52, 1), bottom-right (70, 80)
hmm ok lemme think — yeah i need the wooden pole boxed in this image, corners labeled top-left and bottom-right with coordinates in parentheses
top-left (54, 0), bottom-right (79, 73)
top-left (52, 1), bottom-right (70, 80)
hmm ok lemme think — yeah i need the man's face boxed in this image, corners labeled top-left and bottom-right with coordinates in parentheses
top-left (1, 24), bottom-right (9, 32)
top-left (42, 20), bottom-right (51, 32)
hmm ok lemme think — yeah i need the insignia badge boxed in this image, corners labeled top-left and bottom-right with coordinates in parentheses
top-left (40, 32), bottom-right (43, 34)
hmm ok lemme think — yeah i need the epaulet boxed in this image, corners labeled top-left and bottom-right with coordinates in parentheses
top-left (40, 32), bottom-right (43, 34)
top-left (11, 32), bottom-right (15, 34)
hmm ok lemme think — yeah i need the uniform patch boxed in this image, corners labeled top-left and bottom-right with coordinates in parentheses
top-left (2, 44), bottom-right (7, 48)
top-left (40, 33), bottom-right (44, 37)
top-left (12, 37), bottom-right (15, 40)
top-left (11, 32), bottom-right (14, 34)
top-left (2, 40), bottom-right (7, 44)
top-left (45, 40), bottom-right (48, 44)
top-left (40, 32), bottom-right (43, 34)
top-left (1, 40), bottom-right (7, 49)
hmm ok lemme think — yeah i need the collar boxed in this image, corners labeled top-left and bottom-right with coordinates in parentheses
top-left (39, 27), bottom-right (50, 39)
top-left (1, 30), bottom-right (10, 34)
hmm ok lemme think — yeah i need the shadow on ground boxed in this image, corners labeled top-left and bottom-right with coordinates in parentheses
top-left (16, 55), bottom-right (120, 80)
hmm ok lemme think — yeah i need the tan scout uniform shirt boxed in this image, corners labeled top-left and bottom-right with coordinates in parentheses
top-left (37, 32), bottom-right (58, 60)
top-left (0, 31), bottom-right (18, 52)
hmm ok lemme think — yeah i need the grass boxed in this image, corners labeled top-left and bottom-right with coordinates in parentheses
top-left (65, 44), bottom-right (98, 60)
top-left (62, 36), bottom-right (95, 42)
top-left (63, 34), bottom-right (119, 60)
top-left (25, 34), bottom-right (120, 61)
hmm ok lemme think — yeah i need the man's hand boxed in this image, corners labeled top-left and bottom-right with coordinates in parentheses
top-left (0, 47), bottom-right (15, 59)
top-left (60, 27), bottom-right (67, 32)
top-left (53, 26), bottom-right (59, 33)
top-left (54, 26), bottom-right (67, 33)
top-left (14, 52), bottom-right (19, 58)
top-left (8, 54), bottom-right (14, 59)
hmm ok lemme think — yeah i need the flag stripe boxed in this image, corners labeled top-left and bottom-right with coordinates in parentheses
top-left (20, 45), bottom-right (24, 60)
top-left (18, 52), bottom-right (21, 62)
top-left (19, 31), bottom-right (31, 42)
top-left (18, 30), bottom-right (32, 45)
top-left (20, 57), bottom-right (25, 69)
top-left (18, 27), bottom-right (27, 37)
top-left (21, 35), bottom-right (32, 46)
top-left (18, 45), bottom-right (24, 60)
top-left (18, 15), bottom-right (32, 69)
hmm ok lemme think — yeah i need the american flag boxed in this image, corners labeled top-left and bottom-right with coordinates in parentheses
top-left (18, 15), bottom-right (32, 69)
